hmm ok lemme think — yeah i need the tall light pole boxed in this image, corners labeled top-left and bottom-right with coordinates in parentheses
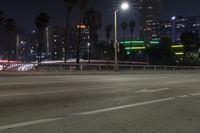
top-left (171, 16), bottom-right (176, 43)
top-left (87, 42), bottom-right (90, 63)
top-left (114, 2), bottom-right (129, 70)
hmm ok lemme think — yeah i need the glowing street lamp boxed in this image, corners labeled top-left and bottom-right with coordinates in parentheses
top-left (87, 42), bottom-right (91, 63)
top-left (171, 16), bottom-right (176, 20)
top-left (114, 2), bottom-right (129, 70)
top-left (121, 2), bottom-right (129, 10)
top-left (171, 16), bottom-right (177, 43)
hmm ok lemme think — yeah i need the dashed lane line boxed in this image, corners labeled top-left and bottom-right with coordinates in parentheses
top-left (0, 118), bottom-right (65, 130)
top-left (0, 97), bottom-right (176, 130)
top-left (74, 97), bottom-right (176, 115)
top-left (0, 92), bottom-right (200, 131)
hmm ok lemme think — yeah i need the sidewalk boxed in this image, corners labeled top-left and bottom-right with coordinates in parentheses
top-left (0, 70), bottom-right (200, 76)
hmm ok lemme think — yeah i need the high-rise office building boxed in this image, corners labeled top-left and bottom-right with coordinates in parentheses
top-left (160, 15), bottom-right (200, 42)
top-left (138, 0), bottom-right (161, 41)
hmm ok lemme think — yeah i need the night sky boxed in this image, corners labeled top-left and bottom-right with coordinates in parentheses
top-left (1, 0), bottom-right (200, 39)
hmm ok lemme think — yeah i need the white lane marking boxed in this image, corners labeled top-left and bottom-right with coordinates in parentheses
top-left (2, 91), bottom-right (200, 130)
top-left (136, 88), bottom-right (171, 93)
top-left (0, 90), bottom-right (68, 97)
top-left (0, 118), bottom-right (64, 130)
top-left (0, 97), bottom-right (175, 130)
top-left (0, 78), bottom-right (107, 86)
top-left (0, 87), bottom-right (114, 98)
top-left (191, 92), bottom-right (200, 96)
top-left (184, 76), bottom-right (192, 78)
top-left (159, 77), bottom-right (168, 79)
top-left (74, 97), bottom-right (175, 115)
top-left (0, 81), bottom-right (69, 86)
top-left (178, 95), bottom-right (188, 98)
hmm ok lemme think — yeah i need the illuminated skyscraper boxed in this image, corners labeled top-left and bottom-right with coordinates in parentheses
top-left (138, 0), bottom-right (161, 41)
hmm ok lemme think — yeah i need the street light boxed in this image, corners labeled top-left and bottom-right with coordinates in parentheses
top-left (171, 16), bottom-right (176, 43)
top-left (114, 2), bottom-right (129, 70)
top-left (121, 2), bottom-right (129, 10)
top-left (171, 16), bottom-right (176, 20)
top-left (87, 42), bottom-right (90, 63)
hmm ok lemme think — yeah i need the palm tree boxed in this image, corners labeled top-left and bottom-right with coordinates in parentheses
top-left (128, 20), bottom-right (136, 59)
top-left (79, 0), bottom-right (87, 16)
top-left (129, 20), bottom-right (136, 40)
top-left (4, 18), bottom-right (16, 62)
top-left (83, 8), bottom-right (102, 63)
top-left (105, 24), bottom-right (113, 42)
top-left (0, 10), bottom-right (5, 28)
top-left (76, 0), bottom-right (87, 64)
top-left (121, 21), bottom-right (128, 44)
top-left (64, 0), bottom-right (77, 63)
top-left (104, 24), bottom-right (113, 61)
top-left (34, 12), bottom-right (50, 63)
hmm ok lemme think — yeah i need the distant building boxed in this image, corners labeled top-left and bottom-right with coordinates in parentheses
top-left (23, 25), bottom-right (90, 61)
top-left (48, 26), bottom-right (66, 60)
top-left (24, 31), bottom-right (38, 61)
top-left (77, 24), bottom-right (90, 59)
top-left (24, 26), bottom-right (76, 61)
top-left (160, 15), bottom-right (200, 42)
top-left (0, 27), bottom-right (25, 60)
top-left (47, 25), bottom-right (89, 60)
top-left (138, 0), bottom-right (161, 41)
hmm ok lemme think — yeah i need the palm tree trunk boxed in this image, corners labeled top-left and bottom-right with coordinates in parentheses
top-left (89, 39), bottom-right (92, 63)
top-left (40, 30), bottom-right (44, 63)
top-left (129, 33), bottom-right (133, 60)
top-left (64, 11), bottom-right (70, 63)
top-left (37, 40), bottom-right (40, 63)
top-left (76, 11), bottom-right (84, 64)
top-left (123, 30), bottom-right (125, 47)
top-left (38, 31), bottom-right (43, 63)
top-left (76, 27), bottom-right (81, 64)
top-left (88, 31), bottom-right (94, 64)
top-left (7, 33), bottom-right (11, 63)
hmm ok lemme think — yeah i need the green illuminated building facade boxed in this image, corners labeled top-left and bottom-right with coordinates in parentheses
top-left (120, 40), bottom-right (160, 55)
top-left (171, 44), bottom-right (184, 63)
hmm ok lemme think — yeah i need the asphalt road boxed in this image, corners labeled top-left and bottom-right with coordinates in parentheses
top-left (0, 73), bottom-right (200, 133)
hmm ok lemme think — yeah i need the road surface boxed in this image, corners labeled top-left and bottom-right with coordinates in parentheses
top-left (0, 73), bottom-right (200, 133)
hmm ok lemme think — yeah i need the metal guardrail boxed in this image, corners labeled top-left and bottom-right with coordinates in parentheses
top-left (1, 63), bottom-right (200, 72)
top-left (36, 63), bottom-right (200, 72)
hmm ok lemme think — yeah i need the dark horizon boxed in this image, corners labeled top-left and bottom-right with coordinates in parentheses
top-left (1, 0), bottom-right (200, 39)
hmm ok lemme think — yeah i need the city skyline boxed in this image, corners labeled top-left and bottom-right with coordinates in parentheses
top-left (1, 0), bottom-right (200, 35)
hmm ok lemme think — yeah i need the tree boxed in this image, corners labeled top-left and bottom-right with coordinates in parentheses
top-left (129, 20), bottom-right (136, 40)
top-left (144, 45), bottom-right (160, 65)
top-left (83, 8), bottom-right (102, 63)
top-left (4, 18), bottom-right (16, 61)
top-left (181, 32), bottom-right (198, 53)
top-left (64, 0), bottom-right (77, 63)
top-left (0, 10), bottom-right (5, 28)
top-left (34, 12), bottom-right (50, 63)
top-left (181, 32), bottom-right (199, 65)
top-left (105, 24), bottom-right (113, 42)
top-left (104, 24), bottom-right (113, 61)
top-left (79, 0), bottom-right (87, 15)
top-left (158, 37), bottom-right (174, 65)
top-left (121, 21), bottom-right (128, 44)
top-left (76, 0), bottom-right (87, 64)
